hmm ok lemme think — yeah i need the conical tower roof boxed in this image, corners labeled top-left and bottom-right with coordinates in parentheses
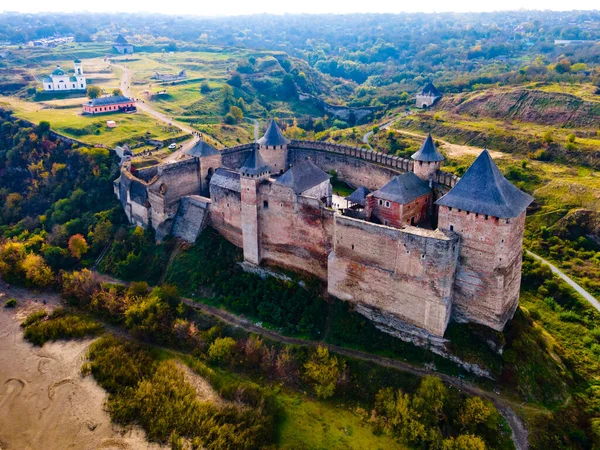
top-left (186, 140), bottom-right (219, 158)
top-left (115, 34), bottom-right (129, 44)
top-left (258, 119), bottom-right (290, 146)
top-left (240, 146), bottom-right (270, 176)
top-left (412, 133), bottom-right (444, 162)
top-left (435, 150), bottom-right (533, 218)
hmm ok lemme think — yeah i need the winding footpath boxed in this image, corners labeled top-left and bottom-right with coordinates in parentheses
top-left (111, 62), bottom-right (200, 162)
top-left (526, 250), bottom-right (600, 312)
top-left (92, 269), bottom-right (529, 449)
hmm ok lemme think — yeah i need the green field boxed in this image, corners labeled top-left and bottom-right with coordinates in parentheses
top-left (0, 97), bottom-right (185, 148)
top-left (277, 392), bottom-right (404, 449)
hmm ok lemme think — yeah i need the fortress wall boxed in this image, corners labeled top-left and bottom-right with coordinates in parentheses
top-left (328, 215), bottom-right (459, 336)
top-left (438, 207), bottom-right (526, 330)
top-left (289, 143), bottom-right (409, 191)
top-left (208, 184), bottom-right (243, 248)
top-left (151, 158), bottom-right (201, 206)
top-left (258, 183), bottom-right (334, 279)
top-left (199, 154), bottom-right (223, 195)
top-left (221, 143), bottom-right (255, 170)
top-left (434, 170), bottom-right (460, 188)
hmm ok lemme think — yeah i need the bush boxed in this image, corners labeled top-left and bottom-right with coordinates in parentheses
top-left (4, 298), bottom-right (16, 308)
top-left (208, 337), bottom-right (236, 363)
top-left (22, 308), bottom-right (103, 346)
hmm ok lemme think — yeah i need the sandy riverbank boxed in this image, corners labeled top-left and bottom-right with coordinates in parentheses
top-left (0, 284), bottom-right (163, 450)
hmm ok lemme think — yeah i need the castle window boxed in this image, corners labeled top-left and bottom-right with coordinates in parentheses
top-left (385, 201), bottom-right (390, 208)
top-left (485, 215), bottom-right (488, 220)
top-left (280, 203), bottom-right (283, 207)
top-left (506, 219), bottom-right (510, 224)
top-left (450, 225), bottom-right (454, 231)
top-left (351, 244), bottom-right (354, 250)
top-left (466, 211), bottom-right (469, 215)
top-left (226, 203), bottom-right (230, 208)
top-left (383, 220), bottom-right (389, 226)
top-left (410, 217), bottom-right (415, 225)
top-left (263, 201), bottom-right (268, 209)
top-left (449, 207), bottom-right (452, 211)
top-left (378, 199), bottom-right (383, 206)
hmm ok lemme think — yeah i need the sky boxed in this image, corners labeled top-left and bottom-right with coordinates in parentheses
top-left (3, 0), bottom-right (599, 15)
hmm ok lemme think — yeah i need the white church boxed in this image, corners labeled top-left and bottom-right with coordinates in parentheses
top-left (42, 59), bottom-right (86, 92)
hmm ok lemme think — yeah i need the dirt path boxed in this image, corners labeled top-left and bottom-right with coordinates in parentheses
top-left (527, 250), bottom-right (600, 312)
top-left (0, 284), bottom-right (163, 450)
top-left (385, 123), bottom-right (506, 159)
top-left (111, 63), bottom-right (200, 163)
top-left (175, 296), bottom-right (529, 449)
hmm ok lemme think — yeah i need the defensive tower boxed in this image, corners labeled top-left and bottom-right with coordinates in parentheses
top-left (258, 119), bottom-right (290, 174)
top-left (412, 133), bottom-right (444, 182)
top-left (239, 146), bottom-right (270, 265)
top-left (436, 150), bottom-right (533, 330)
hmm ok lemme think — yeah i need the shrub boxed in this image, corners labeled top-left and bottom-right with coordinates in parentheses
top-left (303, 346), bottom-right (345, 399)
top-left (4, 298), bottom-right (16, 308)
top-left (22, 308), bottom-right (103, 346)
top-left (208, 337), bottom-right (236, 363)
top-left (558, 311), bottom-right (583, 323)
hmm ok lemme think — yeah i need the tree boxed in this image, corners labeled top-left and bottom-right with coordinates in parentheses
top-left (68, 234), bottom-right (89, 259)
top-left (458, 397), bottom-right (492, 432)
top-left (554, 58), bottom-right (571, 74)
top-left (228, 105), bottom-right (243, 123)
top-left (303, 346), bottom-right (345, 399)
top-left (200, 81), bottom-right (211, 93)
top-left (113, 88), bottom-right (123, 96)
top-left (86, 86), bottom-right (102, 99)
top-left (442, 434), bottom-right (486, 450)
top-left (228, 73), bottom-right (242, 88)
top-left (567, 133), bottom-right (576, 143)
top-left (21, 253), bottom-right (53, 287)
top-left (208, 337), bottom-right (236, 363)
top-left (37, 121), bottom-right (51, 135)
top-left (61, 269), bottom-right (98, 305)
top-left (413, 376), bottom-right (448, 426)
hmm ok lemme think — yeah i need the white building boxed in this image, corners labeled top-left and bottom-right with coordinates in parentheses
top-left (416, 82), bottom-right (441, 108)
top-left (42, 59), bottom-right (86, 92)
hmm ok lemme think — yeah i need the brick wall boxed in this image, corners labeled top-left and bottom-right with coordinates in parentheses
top-left (208, 184), bottom-right (243, 248)
top-left (328, 215), bottom-right (459, 336)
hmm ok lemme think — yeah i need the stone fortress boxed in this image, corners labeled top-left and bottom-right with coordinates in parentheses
top-left (115, 120), bottom-right (533, 346)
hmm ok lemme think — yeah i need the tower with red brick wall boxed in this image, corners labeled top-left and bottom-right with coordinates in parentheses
top-left (436, 150), bottom-right (533, 330)
top-left (412, 133), bottom-right (444, 182)
top-left (258, 119), bottom-right (290, 175)
top-left (239, 147), bottom-right (270, 265)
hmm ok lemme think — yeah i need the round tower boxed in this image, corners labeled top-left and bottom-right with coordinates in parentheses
top-left (411, 133), bottom-right (444, 181)
top-left (257, 119), bottom-right (290, 175)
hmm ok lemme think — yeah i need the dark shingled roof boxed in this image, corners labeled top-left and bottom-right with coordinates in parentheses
top-left (420, 82), bottom-right (441, 97)
top-left (210, 168), bottom-right (241, 192)
top-left (435, 149), bottom-right (533, 218)
top-left (240, 147), bottom-right (270, 176)
top-left (258, 119), bottom-right (290, 147)
top-left (412, 133), bottom-right (444, 162)
top-left (275, 160), bottom-right (330, 194)
top-left (346, 186), bottom-right (371, 206)
top-left (186, 140), bottom-right (219, 158)
top-left (371, 172), bottom-right (431, 204)
top-left (115, 34), bottom-right (129, 44)
top-left (87, 95), bottom-right (134, 107)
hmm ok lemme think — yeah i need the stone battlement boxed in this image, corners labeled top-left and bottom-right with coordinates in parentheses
top-left (116, 130), bottom-right (530, 347)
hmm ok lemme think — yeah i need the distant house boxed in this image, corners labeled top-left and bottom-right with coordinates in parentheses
top-left (113, 35), bottom-right (134, 54)
top-left (153, 70), bottom-right (187, 82)
top-left (42, 59), bottom-right (86, 92)
top-left (416, 82), bottom-right (441, 108)
top-left (82, 95), bottom-right (136, 115)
